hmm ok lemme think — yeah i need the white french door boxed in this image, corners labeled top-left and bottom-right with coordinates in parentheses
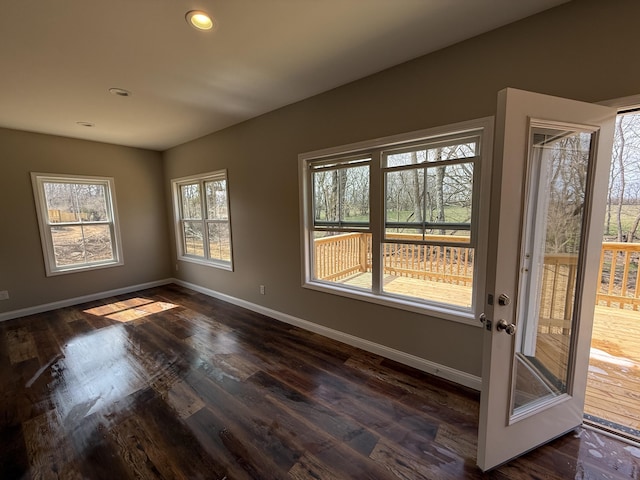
top-left (477, 88), bottom-right (616, 471)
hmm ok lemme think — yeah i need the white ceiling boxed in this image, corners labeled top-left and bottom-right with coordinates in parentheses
top-left (0, 0), bottom-right (568, 151)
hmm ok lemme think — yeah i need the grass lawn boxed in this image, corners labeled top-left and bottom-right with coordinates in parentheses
top-left (604, 203), bottom-right (640, 240)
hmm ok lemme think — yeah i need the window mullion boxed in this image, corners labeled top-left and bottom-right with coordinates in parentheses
top-left (422, 165), bottom-right (428, 240)
top-left (201, 180), bottom-right (210, 260)
top-left (370, 149), bottom-right (383, 294)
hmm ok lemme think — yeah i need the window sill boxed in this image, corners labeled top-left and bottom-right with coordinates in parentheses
top-left (178, 255), bottom-right (233, 271)
top-left (46, 259), bottom-right (124, 277)
top-left (302, 280), bottom-right (480, 327)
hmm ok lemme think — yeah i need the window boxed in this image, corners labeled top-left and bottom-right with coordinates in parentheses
top-left (31, 173), bottom-right (123, 276)
top-left (300, 119), bottom-right (492, 322)
top-left (172, 170), bottom-right (233, 270)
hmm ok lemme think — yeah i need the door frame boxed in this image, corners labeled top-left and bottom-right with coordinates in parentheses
top-left (582, 94), bottom-right (640, 441)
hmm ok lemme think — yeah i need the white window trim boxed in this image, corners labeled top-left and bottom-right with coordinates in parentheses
top-left (171, 169), bottom-right (234, 271)
top-left (298, 117), bottom-right (494, 325)
top-left (31, 172), bottom-right (124, 276)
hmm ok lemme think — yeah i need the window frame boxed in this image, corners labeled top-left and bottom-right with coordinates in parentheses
top-left (299, 118), bottom-right (493, 324)
top-left (382, 135), bottom-right (479, 245)
top-left (31, 172), bottom-right (124, 276)
top-left (171, 169), bottom-right (234, 271)
top-left (310, 154), bottom-right (372, 231)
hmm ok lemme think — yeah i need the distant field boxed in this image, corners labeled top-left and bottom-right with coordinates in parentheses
top-left (603, 203), bottom-right (640, 240)
top-left (331, 206), bottom-right (471, 224)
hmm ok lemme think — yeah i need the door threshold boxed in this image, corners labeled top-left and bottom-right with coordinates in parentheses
top-left (583, 414), bottom-right (640, 446)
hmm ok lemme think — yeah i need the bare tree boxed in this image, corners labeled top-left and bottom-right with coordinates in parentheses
top-left (410, 151), bottom-right (423, 223)
top-left (615, 116), bottom-right (628, 241)
top-left (604, 113), bottom-right (640, 241)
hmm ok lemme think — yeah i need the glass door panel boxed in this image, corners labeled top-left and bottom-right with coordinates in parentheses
top-left (512, 127), bottom-right (595, 418)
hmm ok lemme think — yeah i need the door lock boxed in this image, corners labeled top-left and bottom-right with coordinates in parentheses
top-left (498, 293), bottom-right (511, 306)
top-left (479, 313), bottom-right (492, 331)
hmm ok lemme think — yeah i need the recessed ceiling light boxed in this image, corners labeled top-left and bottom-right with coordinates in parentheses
top-left (76, 121), bottom-right (95, 127)
top-left (186, 10), bottom-right (214, 31)
top-left (109, 87), bottom-right (132, 97)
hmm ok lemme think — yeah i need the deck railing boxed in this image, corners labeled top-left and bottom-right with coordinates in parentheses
top-left (382, 233), bottom-right (473, 285)
top-left (598, 242), bottom-right (640, 310)
top-left (314, 233), bottom-right (371, 282)
top-left (313, 234), bottom-right (640, 311)
top-left (314, 232), bottom-right (473, 284)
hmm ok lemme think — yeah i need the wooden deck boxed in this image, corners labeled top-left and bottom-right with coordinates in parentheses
top-left (343, 273), bottom-right (640, 438)
top-left (343, 272), bottom-right (472, 308)
top-left (587, 305), bottom-right (640, 437)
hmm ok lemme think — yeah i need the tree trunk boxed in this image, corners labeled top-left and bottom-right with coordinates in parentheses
top-left (616, 117), bottom-right (626, 242)
top-left (410, 152), bottom-right (423, 223)
top-left (629, 212), bottom-right (640, 242)
top-left (339, 169), bottom-right (348, 219)
top-left (605, 188), bottom-right (612, 236)
top-left (435, 166), bottom-right (445, 234)
top-left (330, 170), bottom-right (339, 221)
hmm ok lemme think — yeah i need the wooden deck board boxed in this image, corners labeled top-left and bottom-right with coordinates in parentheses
top-left (343, 272), bottom-right (472, 308)
top-left (586, 305), bottom-right (640, 434)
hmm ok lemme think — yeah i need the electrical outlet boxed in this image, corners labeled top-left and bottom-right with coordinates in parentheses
top-left (0, 290), bottom-right (9, 301)
top-left (175, 263), bottom-right (179, 271)
top-left (259, 285), bottom-right (265, 295)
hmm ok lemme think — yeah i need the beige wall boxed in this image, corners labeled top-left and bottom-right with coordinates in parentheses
top-left (163, 0), bottom-right (640, 377)
top-left (0, 128), bottom-right (171, 314)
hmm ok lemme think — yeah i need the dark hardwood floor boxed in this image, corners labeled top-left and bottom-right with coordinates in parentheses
top-left (1, 284), bottom-right (638, 479)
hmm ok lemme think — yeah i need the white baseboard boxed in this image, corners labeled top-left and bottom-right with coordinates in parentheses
top-left (173, 279), bottom-right (482, 391)
top-left (0, 279), bottom-right (174, 322)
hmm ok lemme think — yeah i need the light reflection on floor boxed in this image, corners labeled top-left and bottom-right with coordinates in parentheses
top-left (49, 297), bottom-right (180, 428)
top-left (84, 297), bottom-right (178, 322)
top-left (52, 325), bottom-right (146, 425)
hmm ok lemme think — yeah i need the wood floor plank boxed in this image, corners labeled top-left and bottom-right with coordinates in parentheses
top-left (287, 451), bottom-right (342, 480)
top-left (15, 357), bottom-right (57, 424)
top-left (370, 436), bottom-right (460, 480)
top-left (193, 355), bottom-right (407, 479)
top-left (22, 409), bottom-right (84, 480)
top-left (6, 326), bottom-right (38, 364)
top-left (185, 407), bottom-right (262, 480)
top-left (128, 386), bottom-right (231, 480)
top-left (0, 422), bottom-right (29, 480)
top-left (1, 283), bottom-right (639, 479)
top-left (262, 353), bottom-right (442, 449)
top-left (66, 410), bottom-right (137, 480)
top-left (109, 415), bottom-right (170, 480)
top-left (549, 428), bottom-right (640, 478)
top-left (183, 366), bottom-right (310, 475)
top-left (249, 370), bottom-right (381, 457)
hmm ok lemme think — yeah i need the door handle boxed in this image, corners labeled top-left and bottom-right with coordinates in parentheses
top-left (496, 319), bottom-right (516, 335)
